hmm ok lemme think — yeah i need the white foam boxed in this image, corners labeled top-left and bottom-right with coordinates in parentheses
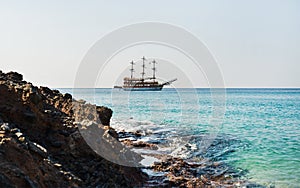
top-left (110, 119), bottom-right (158, 134)
top-left (111, 118), bottom-right (197, 159)
top-left (118, 137), bottom-right (136, 141)
top-left (141, 169), bottom-right (167, 177)
top-left (139, 155), bottom-right (160, 167)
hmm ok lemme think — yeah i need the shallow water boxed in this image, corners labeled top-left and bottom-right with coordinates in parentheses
top-left (59, 88), bottom-right (300, 187)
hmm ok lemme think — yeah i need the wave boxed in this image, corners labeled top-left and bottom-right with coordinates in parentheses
top-left (111, 118), bottom-right (248, 165)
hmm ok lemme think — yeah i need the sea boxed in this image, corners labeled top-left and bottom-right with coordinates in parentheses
top-left (58, 88), bottom-right (300, 187)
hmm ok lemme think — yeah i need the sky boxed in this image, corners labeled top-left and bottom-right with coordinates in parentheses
top-left (0, 0), bottom-right (299, 88)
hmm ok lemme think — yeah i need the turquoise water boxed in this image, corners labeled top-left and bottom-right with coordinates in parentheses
top-left (59, 88), bottom-right (300, 187)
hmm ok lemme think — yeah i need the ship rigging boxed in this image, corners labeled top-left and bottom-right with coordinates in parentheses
top-left (121, 56), bottom-right (177, 91)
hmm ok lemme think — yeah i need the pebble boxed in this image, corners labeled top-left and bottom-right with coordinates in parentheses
top-left (15, 132), bottom-right (23, 138)
top-left (18, 137), bottom-right (25, 142)
top-left (0, 123), bottom-right (10, 131)
top-left (54, 163), bottom-right (62, 167)
top-left (44, 110), bottom-right (52, 113)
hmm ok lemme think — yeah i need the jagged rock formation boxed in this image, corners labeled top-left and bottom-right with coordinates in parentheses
top-left (0, 71), bottom-right (145, 187)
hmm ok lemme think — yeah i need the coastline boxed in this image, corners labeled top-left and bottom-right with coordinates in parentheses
top-left (0, 71), bottom-right (145, 187)
top-left (0, 70), bottom-right (262, 187)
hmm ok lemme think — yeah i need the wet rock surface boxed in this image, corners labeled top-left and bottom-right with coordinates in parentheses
top-left (148, 157), bottom-right (244, 187)
top-left (113, 122), bottom-right (264, 187)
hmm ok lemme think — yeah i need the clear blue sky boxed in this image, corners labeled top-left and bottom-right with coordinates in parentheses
top-left (0, 0), bottom-right (299, 88)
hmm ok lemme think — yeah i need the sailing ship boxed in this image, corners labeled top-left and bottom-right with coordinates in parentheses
top-left (121, 56), bottom-right (177, 91)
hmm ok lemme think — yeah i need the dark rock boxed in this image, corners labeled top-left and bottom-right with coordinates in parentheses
top-left (24, 176), bottom-right (37, 188)
top-left (23, 111), bottom-right (37, 123)
top-left (87, 113), bottom-right (95, 120)
top-left (0, 70), bottom-right (145, 187)
top-left (245, 183), bottom-right (266, 188)
top-left (0, 83), bottom-right (9, 91)
top-left (104, 126), bottom-right (118, 138)
top-left (6, 71), bottom-right (23, 82)
top-left (39, 86), bottom-right (52, 96)
top-left (58, 130), bottom-right (70, 137)
top-left (52, 89), bottom-right (60, 94)
top-left (29, 92), bottom-right (42, 105)
top-left (63, 93), bottom-right (72, 100)
top-left (96, 106), bottom-right (113, 126)
top-left (50, 140), bottom-right (64, 148)
top-left (28, 141), bottom-right (47, 158)
top-left (0, 173), bottom-right (14, 188)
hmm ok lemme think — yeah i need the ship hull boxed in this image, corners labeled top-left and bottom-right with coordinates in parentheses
top-left (123, 85), bottom-right (163, 91)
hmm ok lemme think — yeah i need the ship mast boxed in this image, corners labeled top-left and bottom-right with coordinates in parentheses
top-left (141, 56), bottom-right (146, 81)
top-left (151, 60), bottom-right (157, 80)
top-left (130, 60), bottom-right (134, 79)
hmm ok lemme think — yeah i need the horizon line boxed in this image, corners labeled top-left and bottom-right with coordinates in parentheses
top-left (54, 87), bottom-right (300, 89)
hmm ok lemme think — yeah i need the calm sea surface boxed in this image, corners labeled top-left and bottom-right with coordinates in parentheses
top-left (59, 88), bottom-right (300, 187)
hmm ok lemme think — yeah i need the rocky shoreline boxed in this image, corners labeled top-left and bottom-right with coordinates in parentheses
top-left (0, 70), bottom-right (261, 187)
top-left (0, 71), bottom-right (145, 187)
